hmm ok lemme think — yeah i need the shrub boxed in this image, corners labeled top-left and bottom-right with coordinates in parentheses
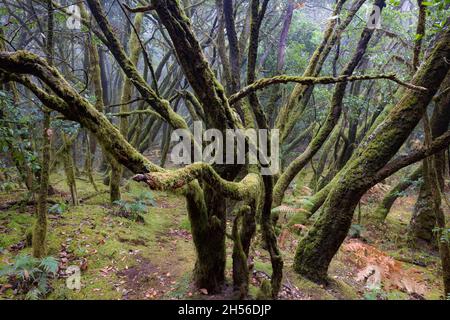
top-left (0, 255), bottom-right (58, 300)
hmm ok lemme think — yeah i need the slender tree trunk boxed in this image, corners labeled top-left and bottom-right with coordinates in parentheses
top-left (33, 0), bottom-right (53, 258)
top-left (374, 166), bottom-right (422, 222)
top-left (109, 13), bottom-right (143, 202)
top-left (185, 183), bottom-right (227, 293)
top-left (62, 133), bottom-right (79, 206)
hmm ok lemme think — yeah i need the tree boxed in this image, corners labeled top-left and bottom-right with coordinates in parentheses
top-left (293, 24), bottom-right (450, 282)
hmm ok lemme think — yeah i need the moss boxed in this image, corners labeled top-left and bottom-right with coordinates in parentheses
top-left (287, 212), bottom-right (309, 227)
top-left (253, 260), bottom-right (273, 275)
top-left (386, 290), bottom-right (410, 300)
top-left (164, 273), bottom-right (193, 299)
top-left (179, 216), bottom-right (191, 231)
top-left (256, 279), bottom-right (272, 300)
top-left (293, 276), bottom-right (335, 300)
top-left (331, 279), bottom-right (359, 300)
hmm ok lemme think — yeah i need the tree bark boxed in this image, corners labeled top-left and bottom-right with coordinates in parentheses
top-left (293, 25), bottom-right (450, 282)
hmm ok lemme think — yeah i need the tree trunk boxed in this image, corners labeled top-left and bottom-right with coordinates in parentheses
top-left (293, 25), bottom-right (450, 282)
top-left (33, 0), bottom-right (53, 258)
top-left (33, 110), bottom-right (51, 258)
top-left (409, 71), bottom-right (450, 243)
top-left (186, 183), bottom-right (226, 293)
top-left (62, 133), bottom-right (78, 206)
top-left (374, 166), bottom-right (422, 222)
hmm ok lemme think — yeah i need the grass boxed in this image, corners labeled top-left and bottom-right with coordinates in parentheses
top-left (0, 173), bottom-right (195, 300)
top-left (0, 169), bottom-right (447, 300)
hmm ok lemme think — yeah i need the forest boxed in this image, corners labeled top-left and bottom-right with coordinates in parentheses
top-left (0, 0), bottom-right (449, 302)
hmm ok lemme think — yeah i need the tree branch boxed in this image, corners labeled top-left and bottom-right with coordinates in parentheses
top-left (374, 130), bottom-right (450, 182)
top-left (122, 3), bottom-right (155, 13)
top-left (228, 74), bottom-right (427, 105)
top-left (133, 162), bottom-right (261, 201)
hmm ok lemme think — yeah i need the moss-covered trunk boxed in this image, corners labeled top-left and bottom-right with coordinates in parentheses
top-left (293, 25), bottom-right (450, 282)
top-left (409, 71), bottom-right (450, 243)
top-left (62, 133), bottom-right (78, 206)
top-left (33, 0), bottom-right (53, 258)
top-left (185, 183), bottom-right (226, 293)
top-left (374, 166), bottom-right (422, 222)
top-left (33, 110), bottom-right (51, 258)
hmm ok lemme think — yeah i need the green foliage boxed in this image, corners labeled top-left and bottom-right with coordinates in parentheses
top-left (135, 190), bottom-right (157, 207)
top-left (363, 288), bottom-right (387, 300)
top-left (433, 227), bottom-right (450, 244)
top-left (0, 254), bottom-right (58, 299)
top-left (0, 90), bottom-right (40, 175)
top-left (388, 0), bottom-right (401, 6)
top-left (48, 202), bottom-right (68, 215)
top-left (112, 191), bottom-right (156, 222)
top-left (348, 224), bottom-right (364, 238)
top-left (52, 118), bottom-right (79, 135)
top-left (421, 0), bottom-right (450, 34)
top-left (0, 173), bottom-right (16, 192)
top-left (179, 216), bottom-right (191, 231)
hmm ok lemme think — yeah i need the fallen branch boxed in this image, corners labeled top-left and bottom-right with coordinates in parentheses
top-left (0, 198), bottom-right (62, 211)
top-left (79, 190), bottom-right (108, 203)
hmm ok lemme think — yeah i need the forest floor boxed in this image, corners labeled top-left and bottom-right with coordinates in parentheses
top-left (0, 170), bottom-right (446, 300)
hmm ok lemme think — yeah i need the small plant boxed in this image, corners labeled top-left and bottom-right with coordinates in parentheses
top-left (363, 288), bottom-right (387, 300)
top-left (349, 224), bottom-right (364, 238)
top-left (135, 191), bottom-right (157, 207)
top-left (112, 200), bottom-right (147, 223)
top-left (432, 226), bottom-right (450, 245)
top-left (0, 181), bottom-right (16, 192)
top-left (48, 202), bottom-right (68, 215)
top-left (0, 255), bottom-right (58, 300)
top-left (111, 191), bottom-right (156, 223)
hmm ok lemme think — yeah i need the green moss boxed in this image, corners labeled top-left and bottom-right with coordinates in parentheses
top-left (179, 216), bottom-right (191, 231)
top-left (256, 279), bottom-right (272, 300)
top-left (253, 260), bottom-right (273, 275)
top-left (331, 279), bottom-right (359, 300)
top-left (386, 290), bottom-right (409, 300)
top-left (287, 212), bottom-right (309, 227)
top-left (293, 276), bottom-right (335, 300)
top-left (0, 210), bottom-right (33, 248)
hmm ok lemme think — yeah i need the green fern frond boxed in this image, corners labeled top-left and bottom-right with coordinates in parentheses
top-left (39, 256), bottom-right (58, 274)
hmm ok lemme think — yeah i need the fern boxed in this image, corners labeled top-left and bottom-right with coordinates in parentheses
top-left (112, 193), bottom-right (155, 222)
top-left (25, 288), bottom-right (40, 300)
top-left (0, 254), bottom-right (58, 299)
top-left (39, 256), bottom-right (58, 274)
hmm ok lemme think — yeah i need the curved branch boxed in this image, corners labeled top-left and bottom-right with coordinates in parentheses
top-left (85, 0), bottom-right (188, 131)
top-left (228, 74), bottom-right (427, 105)
top-left (374, 129), bottom-right (450, 183)
top-left (107, 109), bottom-right (163, 119)
top-left (0, 54), bottom-right (162, 174)
top-left (122, 3), bottom-right (155, 13)
top-left (133, 162), bottom-right (261, 201)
